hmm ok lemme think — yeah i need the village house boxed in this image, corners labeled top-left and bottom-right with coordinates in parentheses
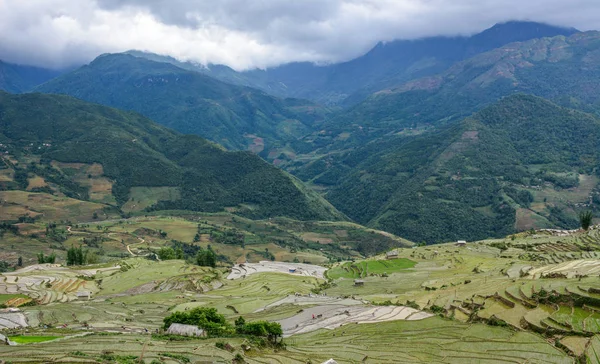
top-left (166, 323), bottom-right (206, 337)
top-left (386, 249), bottom-right (399, 259)
top-left (75, 291), bottom-right (92, 300)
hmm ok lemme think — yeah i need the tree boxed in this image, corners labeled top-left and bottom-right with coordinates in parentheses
top-left (163, 307), bottom-right (234, 336)
top-left (579, 210), bottom-right (594, 230)
top-left (37, 252), bottom-right (56, 264)
top-left (234, 316), bottom-right (246, 332)
top-left (17, 256), bottom-right (23, 267)
top-left (197, 247), bottom-right (216, 268)
top-left (67, 245), bottom-right (87, 265)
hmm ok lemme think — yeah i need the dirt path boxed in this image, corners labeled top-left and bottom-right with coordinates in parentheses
top-left (126, 237), bottom-right (145, 257)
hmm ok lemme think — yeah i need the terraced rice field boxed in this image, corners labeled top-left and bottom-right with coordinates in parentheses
top-left (0, 318), bottom-right (573, 363)
top-left (327, 258), bottom-right (416, 279)
top-left (227, 261), bottom-right (327, 280)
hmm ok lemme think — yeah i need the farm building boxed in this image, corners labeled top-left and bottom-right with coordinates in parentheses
top-left (386, 249), bottom-right (399, 259)
top-left (456, 241), bottom-right (467, 247)
top-left (75, 291), bottom-right (92, 300)
top-left (354, 280), bottom-right (365, 286)
top-left (166, 323), bottom-right (206, 337)
top-left (322, 359), bottom-right (339, 364)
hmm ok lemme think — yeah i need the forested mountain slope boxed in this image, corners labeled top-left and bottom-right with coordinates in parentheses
top-left (318, 31), bottom-right (600, 150)
top-left (311, 95), bottom-right (600, 242)
top-left (35, 54), bottom-right (331, 152)
top-left (0, 91), bottom-right (344, 221)
top-left (0, 60), bottom-right (62, 93)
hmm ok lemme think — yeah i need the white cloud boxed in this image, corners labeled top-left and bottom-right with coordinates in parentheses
top-left (0, 0), bottom-right (598, 70)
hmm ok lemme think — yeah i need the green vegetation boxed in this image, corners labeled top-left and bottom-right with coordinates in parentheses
top-left (9, 336), bottom-right (60, 344)
top-left (580, 211), bottom-right (594, 230)
top-left (36, 53), bottom-right (331, 151)
top-left (327, 258), bottom-right (416, 279)
top-left (37, 252), bottom-right (56, 264)
top-left (300, 95), bottom-right (600, 243)
top-left (0, 91), bottom-right (343, 222)
top-left (163, 307), bottom-right (234, 336)
top-left (66, 245), bottom-right (88, 266)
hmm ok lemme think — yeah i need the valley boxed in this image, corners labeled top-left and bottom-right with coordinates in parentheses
top-left (1, 14), bottom-right (600, 364)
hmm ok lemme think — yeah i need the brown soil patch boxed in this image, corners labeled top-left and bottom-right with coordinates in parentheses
top-left (333, 230), bottom-right (348, 237)
top-left (26, 176), bottom-right (48, 190)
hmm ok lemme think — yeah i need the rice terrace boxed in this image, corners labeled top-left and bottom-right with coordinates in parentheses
top-left (0, 212), bottom-right (600, 362)
top-left (4, 8), bottom-right (600, 364)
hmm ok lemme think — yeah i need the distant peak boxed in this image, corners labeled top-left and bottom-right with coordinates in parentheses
top-left (482, 20), bottom-right (579, 35)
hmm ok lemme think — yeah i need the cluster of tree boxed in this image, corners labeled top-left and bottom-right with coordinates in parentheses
top-left (196, 249), bottom-right (217, 268)
top-left (45, 223), bottom-right (68, 242)
top-left (0, 223), bottom-right (19, 237)
top-left (155, 243), bottom-right (216, 267)
top-left (82, 236), bottom-right (105, 248)
top-left (26, 162), bottom-right (89, 200)
top-left (66, 245), bottom-right (88, 266)
top-left (0, 260), bottom-right (14, 273)
top-left (37, 252), bottom-right (56, 264)
top-left (162, 307), bottom-right (282, 344)
top-left (163, 307), bottom-right (234, 337)
top-left (234, 316), bottom-right (283, 345)
top-left (157, 246), bottom-right (184, 260)
top-left (210, 229), bottom-right (245, 246)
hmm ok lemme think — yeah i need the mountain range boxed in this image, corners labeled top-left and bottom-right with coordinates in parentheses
top-left (1, 20), bottom-right (598, 243)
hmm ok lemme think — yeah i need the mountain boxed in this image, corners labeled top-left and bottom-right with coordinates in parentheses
top-left (306, 30), bottom-right (600, 153)
top-left (0, 60), bottom-right (63, 93)
top-left (0, 91), bottom-right (344, 221)
top-left (303, 95), bottom-right (600, 243)
top-left (240, 21), bottom-right (577, 105)
top-left (126, 22), bottom-right (576, 107)
top-left (35, 54), bottom-right (332, 151)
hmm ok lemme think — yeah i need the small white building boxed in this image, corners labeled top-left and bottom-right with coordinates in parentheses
top-left (166, 323), bottom-right (206, 337)
top-left (386, 249), bottom-right (399, 259)
top-left (456, 241), bottom-right (467, 247)
top-left (75, 291), bottom-right (92, 300)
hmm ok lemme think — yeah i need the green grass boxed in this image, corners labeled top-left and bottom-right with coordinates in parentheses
top-left (10, 336), bottom-right (60, 344)
top-left (0, 294), bottom-right (30, 304)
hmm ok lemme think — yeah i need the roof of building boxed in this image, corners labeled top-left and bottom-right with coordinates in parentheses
top-left (322, 359), bottom-right (339, 364)
top-left (75, 291), bottom-right (92, 297)
top-left (166, 323), bottom-right (205, 337)
top-left (386, 249), bottom-right (399, 256)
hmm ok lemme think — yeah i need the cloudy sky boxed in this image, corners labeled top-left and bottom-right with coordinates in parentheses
top-left (0, 0), bottom-right (598, 70)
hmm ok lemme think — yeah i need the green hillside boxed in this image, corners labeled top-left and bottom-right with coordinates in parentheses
top-left (303, 95), bottom-right (600, 243)
top-left (0, 91), bottom-right (344, 221)
top-left (0, 59), bottom-right (62, 93)
top-left (35, 53), bottom-right (331, 152)
top-left (309, 31), bottom-right (600, 152)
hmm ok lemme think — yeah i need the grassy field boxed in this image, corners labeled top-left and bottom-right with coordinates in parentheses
top-left (9, 335), bottom-right (61, 344)
top-left (0, 190), bottom-right (118, 222)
